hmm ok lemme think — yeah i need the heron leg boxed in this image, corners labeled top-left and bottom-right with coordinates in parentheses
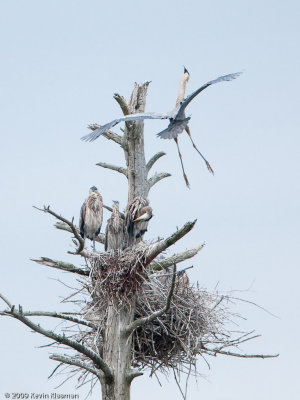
top-left (185, 126), bottom-right (214, 175)
top-left (173, 137), bottom-right (190, 188)
top-left (93, 236), bottom-right (96, 251)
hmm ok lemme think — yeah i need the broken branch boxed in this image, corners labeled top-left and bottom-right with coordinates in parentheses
top-left (96, 161), bottom-right (127, 178)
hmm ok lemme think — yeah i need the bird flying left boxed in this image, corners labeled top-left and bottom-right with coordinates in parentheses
top-left (79, 186), bottom-right (103, 250)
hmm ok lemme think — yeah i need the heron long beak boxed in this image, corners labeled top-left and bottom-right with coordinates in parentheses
top-left (183, 66), bottom-right (190, 76)
top-left (133, 213), bottom-right (149, 222)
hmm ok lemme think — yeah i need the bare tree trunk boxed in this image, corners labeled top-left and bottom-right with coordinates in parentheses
top-left (124, 82), bottom-right (150, 203)
top-left (101, 304), bottom-right (135, 400)
top-left (101, 83), bottom-right (150, 399)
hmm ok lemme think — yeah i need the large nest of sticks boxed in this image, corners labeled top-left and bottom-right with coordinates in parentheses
top-left (132, 268), bottom-right (222, 373)
top-left (82, 254), bottom-right (236, 376)
top-left (88, 243), bottom-right (149, 304)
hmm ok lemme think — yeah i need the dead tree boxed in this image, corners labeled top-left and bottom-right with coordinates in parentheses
top-left (0, 77), bottom-right (278, 400)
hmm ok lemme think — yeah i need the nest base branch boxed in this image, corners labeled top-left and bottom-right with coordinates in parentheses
top-left (31, 257), bottom-right (89, 276)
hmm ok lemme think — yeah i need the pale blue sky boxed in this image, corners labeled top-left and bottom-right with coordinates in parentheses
top-left (0, 1), bottom-right (299, 399)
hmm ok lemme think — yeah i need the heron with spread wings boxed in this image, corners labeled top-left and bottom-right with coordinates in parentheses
top-left (79, 186), bottom-right (103, 250)
top-left (81, 70), bottom-right (242, 186)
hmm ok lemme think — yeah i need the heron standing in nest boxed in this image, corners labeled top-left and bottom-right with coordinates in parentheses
top-left (79, 186), bottom-right (103, 250)
top-left (105, 200), bottom-right (126, 252)
top-left (126, 196), bottom-right (153, 246)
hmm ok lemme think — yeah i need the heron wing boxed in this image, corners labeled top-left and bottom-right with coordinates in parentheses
top-left (176, 72), bottom-right (242, 119)
top-left (81, 112), bottom-right (171, 142)
top-left (79, 201), bottom-right (86, 238)
top-left (104, 222), bottom-right (109, 251)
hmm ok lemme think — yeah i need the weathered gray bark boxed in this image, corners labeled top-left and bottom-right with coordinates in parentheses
top-left (101, 304), bottom-right (135, 400)
top-left (101, 83), bottom-right (151, 400)
top-left (123, 82), bottom-right (150, 202)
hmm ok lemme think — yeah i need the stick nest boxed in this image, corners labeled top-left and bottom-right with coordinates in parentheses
top-left (89, 244), bottom-right (149, 304)
top-left (82, 249), bottom-right (233, 376)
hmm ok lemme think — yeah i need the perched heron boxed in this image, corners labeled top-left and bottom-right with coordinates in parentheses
top-left (81, 70), bottom-right (242, 186)
top-left (105, 200), bottom-right (126, 252)
top-left (126, 196), bottom-right (153, 245)
top-left (79, 186), bottom-right (103, 250)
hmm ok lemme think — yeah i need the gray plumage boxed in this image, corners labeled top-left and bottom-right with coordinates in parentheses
top-left (105, 201), bottom-right (126, 251)
top-left (79, 186), bottom-right (103, 250)
top-left (125, 196), bottom-right (153, 245)
top-left (157, 72), bottom-right (242, 139)
top-left (81, 72), bottom-right (242, 143)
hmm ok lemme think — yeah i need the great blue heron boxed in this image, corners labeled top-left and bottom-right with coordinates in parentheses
top-left (81, 70), bottom-right (241, 185)
top-left (105, 200), bottom-right (126, 252)
top-left (79, 186), bottom-right (103, 250)
top-left (169, 67), bottom-right (214, 188)
top-left (125, 196), bottom-right (153, 245)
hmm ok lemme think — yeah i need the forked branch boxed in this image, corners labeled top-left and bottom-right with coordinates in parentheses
top-left (33, 206), bottom-right (85, 254)
top-left (124, 264), bottom-right (177, 336)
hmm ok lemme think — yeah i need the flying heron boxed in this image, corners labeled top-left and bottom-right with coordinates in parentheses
top-left (81, 70), bottom-right (242, 186)
top-left (125, 196), bottom-right (153, 246)
top-left (105, 200), bottom-right (126, 252)
top-left (79, 186), bottom-right (103, 250)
